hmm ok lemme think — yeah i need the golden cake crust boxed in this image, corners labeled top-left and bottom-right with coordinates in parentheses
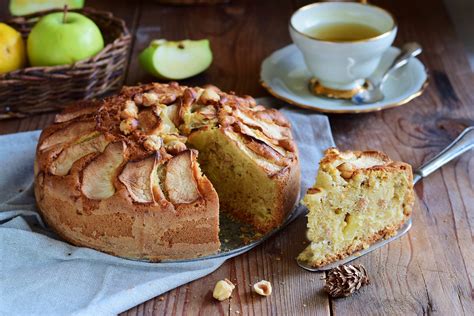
top-left (34, 82), bottom-right (300, 260)
top-left (320, 148), bottom-right (413, 187)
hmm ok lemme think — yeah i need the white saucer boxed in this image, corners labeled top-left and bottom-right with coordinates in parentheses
top-left (260, 44), bottom-right (428, 113)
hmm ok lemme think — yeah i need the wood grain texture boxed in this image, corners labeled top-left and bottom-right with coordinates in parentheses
top-left (1, 0), bottom-right (473, 315)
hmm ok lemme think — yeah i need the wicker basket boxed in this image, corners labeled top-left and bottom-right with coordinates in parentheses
top-left (0, 7), bottom-right (131, 119)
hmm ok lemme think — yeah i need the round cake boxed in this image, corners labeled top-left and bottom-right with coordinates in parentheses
top-left (34, 82), bottom-right (300, 260)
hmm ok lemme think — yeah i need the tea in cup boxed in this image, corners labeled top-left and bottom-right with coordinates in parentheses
top-left (289, 2), bottom-right (397, 99)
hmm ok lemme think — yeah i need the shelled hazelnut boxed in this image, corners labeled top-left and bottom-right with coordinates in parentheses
top-left (337, 162), bottom-right (355, 179)
top-left (143, 135), bottom-right (163, 152)
top-left (253, 280), bottom-right (272, 297)
top-left (119, 118), bottom-right (138, 135)
top-left (121, 100), bottom-right (138, 119)
top-left (213, 279), bottom-right (235, 301)
top-left (142, 92), bottom-right (159, 106)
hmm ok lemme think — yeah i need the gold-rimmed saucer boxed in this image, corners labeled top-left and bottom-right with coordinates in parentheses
top-left (260, 44), bottom-right (428, 114)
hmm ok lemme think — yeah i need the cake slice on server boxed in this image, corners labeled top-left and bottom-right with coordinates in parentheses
top-left (298, 148), bottom-right (415, 268)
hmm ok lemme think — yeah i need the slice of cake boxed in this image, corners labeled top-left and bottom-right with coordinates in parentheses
top-left (298, 148), bottom-right (414, 268)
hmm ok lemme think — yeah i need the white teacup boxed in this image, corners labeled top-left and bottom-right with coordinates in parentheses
top-left (289, 2), bottom-right (397, 97)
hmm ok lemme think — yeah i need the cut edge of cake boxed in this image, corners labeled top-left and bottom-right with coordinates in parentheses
top-left (298, 148), bottom-right (414, 268)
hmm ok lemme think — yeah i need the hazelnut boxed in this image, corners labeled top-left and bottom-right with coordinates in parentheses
top-left (200, 87), bottom-right (220, 104)
top-left (159, 93), bottom-right (177, 105)
top-left (119, 118), bottom-right (138, 135)
top-left (133, 94), bottom-right (143, 105)
top-left (337, 162), bottom-right (355, 179)
top-left (252, 105), bottom-right (266, 112)
top-left (220, 115), bottom-right (236, 127)
top-left (165, 141), bottom-right (187, 155)
top-left (307, 187), bottom-right (321, 194)
top-left (213, 279), bottom-right (235, 301)
top-left (120, 100), bottom-right (138, 119)
top-left (244, 95), bottom-right (257, 107)
top-left (143, 135), bottom-right (163, 152)
top-left (193, 87), bottom-right (204, 100)
top-left (142, 92), bottom-right (159, 107)
top-left (181, 88), bottom-right (196, 110)
top-left (222, 105), bottom-right (233, 113)
top-left (253, 280), bottom-right (272, 297)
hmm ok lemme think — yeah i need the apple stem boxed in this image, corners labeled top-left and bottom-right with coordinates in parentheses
top-left (63, 5), bottom-right (68, 24)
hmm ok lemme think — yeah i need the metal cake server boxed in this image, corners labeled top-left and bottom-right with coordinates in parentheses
top-left (297, 126), bottom-right (474, 272)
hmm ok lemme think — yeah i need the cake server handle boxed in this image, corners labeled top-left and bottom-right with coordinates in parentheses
top-left (413, 126), bottom-right (474, 184)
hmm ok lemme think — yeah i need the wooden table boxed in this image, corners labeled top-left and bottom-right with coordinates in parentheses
top-left (1, 0), bottom-right (473, 314)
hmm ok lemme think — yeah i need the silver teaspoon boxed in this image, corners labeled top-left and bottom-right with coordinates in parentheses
top-left (352, 42), bottom-right (423, 105)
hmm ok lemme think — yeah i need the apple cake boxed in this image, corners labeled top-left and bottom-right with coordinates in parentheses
top-left (34, 82), bottom-right (300, 260)
top-left (298, 148), bottom-right (414, 268)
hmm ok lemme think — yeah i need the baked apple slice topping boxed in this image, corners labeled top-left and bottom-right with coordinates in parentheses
top-left (137, 109), bottom-right (161, 134)
top-left (151, 163), bottom-right (168, 203)
top-left (49, 133), bottom-right (109, 176)
top-left (161, 103), bottom-right (180, 128)
top-left (234, 121), bottom-right (286, 156)
top-left (165, 150), bottom-right (201, 204)
top-left (82, 141), bottom-right (126, 200)
top-left (119, 155), bottom-right (156, 203)
top-left (39, 120), bottom-right (96, 151)
top-left (233, 108), bottom-right (289, 141)
top-left (54, 102), bottom-right (99, 123)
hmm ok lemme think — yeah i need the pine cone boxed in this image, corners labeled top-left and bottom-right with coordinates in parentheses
top-left (324, 264), bottom-right (370, 298)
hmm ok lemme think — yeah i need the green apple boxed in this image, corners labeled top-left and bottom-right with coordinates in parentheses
top-left (139, 39), bottom-right (213, 80)
top-left (10, 0), bottom-right (85, 16)
top-left (27, 11), bottom-right (104, 66)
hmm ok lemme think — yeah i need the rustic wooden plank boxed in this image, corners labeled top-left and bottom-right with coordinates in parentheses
top-left (227, 217), bottom-right (329, 316)
top-left (124, 0), bottom-right (290, 96)
top-left (0, 0), bottom-right (7, 18)
top-left (325, 0), bottom-right (474, 315)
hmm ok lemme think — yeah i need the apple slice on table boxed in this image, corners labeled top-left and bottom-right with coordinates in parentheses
top-left (10, 0), bottom-right (84, 16)
top-left (139, 39), bottom-right (213, 80)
